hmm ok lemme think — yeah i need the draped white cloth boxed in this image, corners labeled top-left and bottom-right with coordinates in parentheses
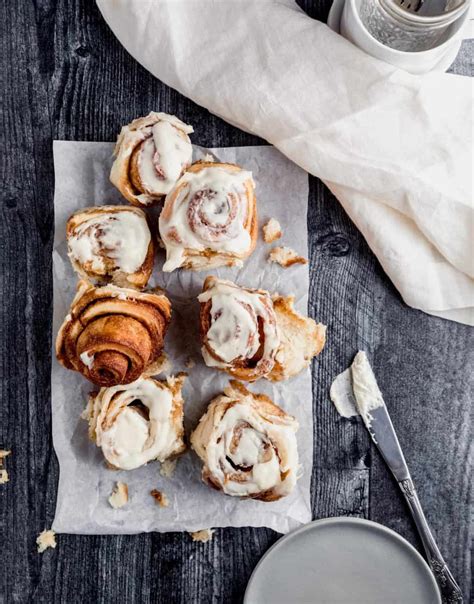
top-left (97, 0), bottom-right (474, 325)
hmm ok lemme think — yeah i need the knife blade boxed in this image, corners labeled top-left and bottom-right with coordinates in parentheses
top-left (351, 351), bottom-right (463, 603)
top-left (350, 351), bottom-right (409, 481)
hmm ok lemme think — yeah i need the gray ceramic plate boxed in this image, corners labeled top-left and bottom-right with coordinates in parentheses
top-left (244, 517), bottom-right (441, 604)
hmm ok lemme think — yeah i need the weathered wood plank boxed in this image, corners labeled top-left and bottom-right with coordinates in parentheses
top-left (0, 1), bottom-right (471, 602)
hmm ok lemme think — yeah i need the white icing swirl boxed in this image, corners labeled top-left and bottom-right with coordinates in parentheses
top-left (199, 279), bottom-right (279, 377)
top-left (191, 383), bottom-right (299, 500)
top-left (159, 166), bottom-right (254, 271)
top-left (138, 119), bottom-right (193, 196)
top-left (68, 209), bottom-right (151, 275)
top-left (88, 377), bottom-right (184, 470)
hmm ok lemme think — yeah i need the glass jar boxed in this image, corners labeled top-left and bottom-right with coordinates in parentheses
top-left (358, 0), bottom-right (470, 51)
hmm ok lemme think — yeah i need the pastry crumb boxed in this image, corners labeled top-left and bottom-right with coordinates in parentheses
top-left (108, 481), bottom-right (129, 509)
top-left (37, 529), bottom-right (57, 553)
top-left (144, 353), bottom-right (172, 376)
top-left (262, 218), bottom-right (282, 243)
top-left (190, 529), bottom-right (215, 543)
top-left (160, 459), bottom-right (178, 478)
top-left (268, 246), bottom-right (308, 268)
top-left (150, 489), bottom-right (169, 507)
top-left (185, 357), bottom-right (195, 369)
top-left (203, 153), bottom-right (216, 162)
top-left (104, 460), bottom-right (119, 471)
top-left (0, 449), bottom-right (11, 464)
top-left (0, 450), bottom-right (11, 483)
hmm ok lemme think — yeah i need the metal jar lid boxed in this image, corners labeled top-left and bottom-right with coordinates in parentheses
top-left (379, 0), bottom-right (470, 29)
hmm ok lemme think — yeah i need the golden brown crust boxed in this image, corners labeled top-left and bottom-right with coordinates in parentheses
top-left (56, 280), bottom-right (172, 386)
top-left (268, 295), bottom-right (326, 381)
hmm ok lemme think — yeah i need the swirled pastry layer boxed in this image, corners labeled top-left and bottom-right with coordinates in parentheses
top-left (199, 277), bottom-right (279, 382)
top-left (56, 280), bottom-right (171, 386)
top-left (85, 375), bottom-right (186, 470)
top-left (191, 381), bottom-right (299, 501)
top-left (66, 205), bottom-right (153, 288)
top-left (199, 277), bottom-right (326, 382)
top-left (159, 161), bottom-right (257, 271)
top-left (110, 112), bottom-right (193, 206)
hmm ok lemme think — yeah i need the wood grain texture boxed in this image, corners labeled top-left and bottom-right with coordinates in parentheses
top-left (0, 1), bottom-right (472, 602)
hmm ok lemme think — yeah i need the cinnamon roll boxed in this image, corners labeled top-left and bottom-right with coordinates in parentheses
top-left (198, 277), bottom-right (326, 382)
top-left (199, 277), bottom-right (279, 382)
top-left (56, 280), bottom-right (171, 386)
top-left (66, 205), bottom-right (154, 288)
top-left (158, 161), bottom-right (257, 271)
top-left (85, 375), bottom-right (186, 470)
top-left (110, 112), bottom-right (193, 207)
top-left (190, 381), bottom-right (299, 501)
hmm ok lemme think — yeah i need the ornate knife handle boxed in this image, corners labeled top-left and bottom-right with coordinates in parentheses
top-left (399, 478), bottom-right (463, 603)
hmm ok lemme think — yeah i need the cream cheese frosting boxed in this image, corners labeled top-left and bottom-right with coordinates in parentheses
top-left (199, 278), bottom-right (279, 374)
top-left (137, 117), bottom-right (193, 197)
top-left (191, 382), bottom-right (299, 500)
top-left (329, 351), bottom-right (384, 422)
top-left (86, 376), bottom-right (185, 470)
top-left (67, 208), bottom-right (151, 275)
top-left (159, 166), bottom-right (254, 271)
top-left (110, 111), bottom-right (193, 207)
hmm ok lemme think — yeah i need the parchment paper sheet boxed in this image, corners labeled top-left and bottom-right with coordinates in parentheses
top-left (51, 141), bottom-right (313, 534)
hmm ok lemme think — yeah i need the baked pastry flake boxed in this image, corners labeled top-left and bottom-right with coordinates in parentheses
top-left (269, 246), bottom-right (307, 267)
top-left (262, 218), bottom-right (282, 243)
top-left (269, 295), bottom-right (326, 381)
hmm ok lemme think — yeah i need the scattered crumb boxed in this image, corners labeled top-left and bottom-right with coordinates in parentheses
top-left (262, 218), bottom-right (282, 243)
top-left (144, 353), bottom-right (172, 377)
top-left (203, 153), bottom-right (216, 162)
top-left (185, 357), bottom-right (195, 369)
top-left (37, 529), bottom-right (57, 553)
top-left (104, 460), bottom-right (119, 471)
top-left (0, 450), bottom-right (10, 483)
top-left (150, 489), bottom-right (169, 507)
top-left (190, 529), bottom-right (215, 543)
top-left (108, 481), bottom-right (129, 509)
top-left (160, 458), bottom-right (177, 478)
top-left (268, 246), bottom-right (308, 268)
top-left (0, 450), bottom-right (11, 466)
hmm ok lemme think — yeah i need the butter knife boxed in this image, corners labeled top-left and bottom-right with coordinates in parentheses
top-left (351, 352), bottom-right (463, 604)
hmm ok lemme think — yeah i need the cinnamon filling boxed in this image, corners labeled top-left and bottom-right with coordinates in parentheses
top-left (187, 189), bottom-right (238, 242)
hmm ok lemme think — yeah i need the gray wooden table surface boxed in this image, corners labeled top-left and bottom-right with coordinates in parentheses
top-left (1, 1), bottom-right (472, 602)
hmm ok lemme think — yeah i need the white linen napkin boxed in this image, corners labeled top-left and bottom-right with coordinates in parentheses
top-left (97, 0), bottom-right (474, 325)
